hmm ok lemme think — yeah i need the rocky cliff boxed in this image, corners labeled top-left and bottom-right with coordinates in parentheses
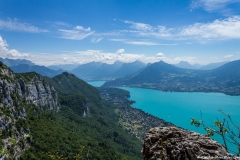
top-left (142, 127), bottom-right (239, 160)
top-left (0, 62), bottom-right (59, 159)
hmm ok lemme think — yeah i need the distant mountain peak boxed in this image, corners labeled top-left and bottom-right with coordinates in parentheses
top-left (175, 61), bottom-right (203, 69)
top-left (0, 57), bottom-right (35, 67)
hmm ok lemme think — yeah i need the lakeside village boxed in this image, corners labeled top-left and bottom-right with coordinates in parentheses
top-left (98, 87), bottom-right (173, 141)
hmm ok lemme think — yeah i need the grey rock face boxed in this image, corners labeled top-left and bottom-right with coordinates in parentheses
top-left (142, 127), bottom-right (239, 160)
top-left (22, 76), bottom-right (59, 111)
top-left (0, 71), bottom-right (59, 111)
top-left (0, 64), bottom-right (59, 159)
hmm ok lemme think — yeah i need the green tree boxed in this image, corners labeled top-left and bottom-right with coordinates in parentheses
top-left (191, 110), bottom-right (240, 156)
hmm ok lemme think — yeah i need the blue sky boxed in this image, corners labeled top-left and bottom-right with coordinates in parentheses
top-left (0, 0), bottom-right (240, 66)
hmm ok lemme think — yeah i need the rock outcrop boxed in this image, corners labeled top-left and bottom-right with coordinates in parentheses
top-left (0, 68), bottom-right (58, 110)
top-left (142, 127), bottom-right (239, 160)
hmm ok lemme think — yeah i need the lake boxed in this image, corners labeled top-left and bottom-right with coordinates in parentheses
top-left (120, 87), bottom-right (240, 154)
top-left (88, 81), bottom-right (240, 153)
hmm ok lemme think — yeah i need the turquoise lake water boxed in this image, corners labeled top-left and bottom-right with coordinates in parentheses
top-left (120, 87), bottom-right (240, 154)
top-left (87, 81), bottom-right (240, 153)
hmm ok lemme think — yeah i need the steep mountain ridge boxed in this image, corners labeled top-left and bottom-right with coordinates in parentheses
top-left (0, 62), bottom-right (59, 159)
top-left (0, 62), bottom-right (59, 112)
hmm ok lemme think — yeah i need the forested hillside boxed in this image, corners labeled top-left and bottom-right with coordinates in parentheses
top-left (0, 62), bottom-right (142, 159)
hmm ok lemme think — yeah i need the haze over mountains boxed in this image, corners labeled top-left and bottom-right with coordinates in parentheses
top-left (175, 61), bottom-right (203, 69)
top-left (0, 58), bottom-right (35, 67)
top-left (71, 61), bottom-right (146, 81)
top-left (175, 61), bottom-right (228, 70)
top-left (0, 58), bottom-right (147, 81)
top-left (48, 64), bottom-right (79, 71)
top-left (199, 61), bottom-right (229, 70)
top-left (0, 58), bottom-right (231, 80)
top-left (0, 58), bottom-right (63, 77)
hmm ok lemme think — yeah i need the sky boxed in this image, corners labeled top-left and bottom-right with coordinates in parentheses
top-left (0, 0), bottom-right (240, 66)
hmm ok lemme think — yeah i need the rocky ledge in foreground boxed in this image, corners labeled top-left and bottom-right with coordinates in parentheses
top-left (142, 127), bottom-right (239, 160)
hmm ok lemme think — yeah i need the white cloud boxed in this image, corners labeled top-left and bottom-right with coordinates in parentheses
top-left (59, 26), bottom-right (94, 40)
top-left (122, 16), bottom-right (240, 41)
top-left (50, 21), bottom-right (71, 27)
top-left (123, 21), bottom-right (174, 38)
top-left (224, 54), bottom-right (233, 58)
top-left (110, 39), bottom-right (174, 46)
top-left (91, 37), bottom-right (103, 43)
top-left (0, 18), bottom-right (48, 33)
top-left (0, 36), bottom-right (29, 58)
top-left (156, 53), bottom-right (165, 57)
top-left (0, 37), bottom-right (237, 66)
top-left (74, 26), bottom-right (91, 31)
top-left (94, 31), bottom-right (122, 36)
top-left (117, 49), bottom-right (125, 55)
top-left (124, 20), bottom-right (153, 31)
top-left (0, 38), bottom-right (220, 66)
top-left (125, 41), bottom-right (159, 46)
top-left (190, 0), bottom-right (240, 12)
top-left (179, 16), bottom-right (240, 40)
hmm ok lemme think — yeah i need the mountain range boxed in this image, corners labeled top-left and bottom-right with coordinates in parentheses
top-left (0, 58), bottom-right (35, 67)
top-left (0, 58), bottom-right (147, 81)
top-left (70, 61), bottom-right (146, 81)
top-left (10, 64), bottom-right (64, 78)
top-left (103, 60), bottom-right (240, 96)
top-left (0, 58), bottom-right (232, 83)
